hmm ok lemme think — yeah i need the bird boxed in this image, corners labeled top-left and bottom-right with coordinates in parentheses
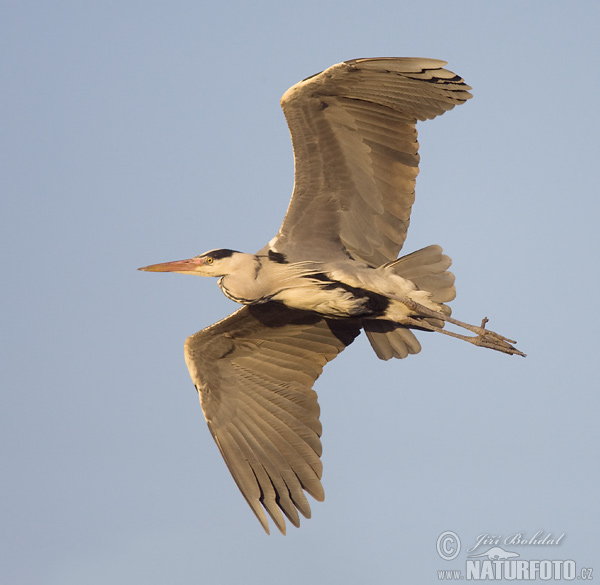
top-left (139, 57), bottom-right (524, 535)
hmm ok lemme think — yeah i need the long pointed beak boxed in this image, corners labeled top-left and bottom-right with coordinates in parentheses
top-left (138, 257), bottom-right (207, 274)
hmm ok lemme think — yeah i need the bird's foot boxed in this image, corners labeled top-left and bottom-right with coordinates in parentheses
top-left (463, 317), bottom-right (526, 356)
top-left (399, 300), bottom-right (526, 357)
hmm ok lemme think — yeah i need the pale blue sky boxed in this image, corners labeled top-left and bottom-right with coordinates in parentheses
top-left (2, 1), bottom-right (599, 583)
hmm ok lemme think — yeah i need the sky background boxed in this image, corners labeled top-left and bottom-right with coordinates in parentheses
top-left (2, 1), bottom-right (599, 583)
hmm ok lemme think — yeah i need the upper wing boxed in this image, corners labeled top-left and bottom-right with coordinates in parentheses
top-left (184, 303), bottom-right (361, 534)
top-left (267, 57), bottom-right (472, 266)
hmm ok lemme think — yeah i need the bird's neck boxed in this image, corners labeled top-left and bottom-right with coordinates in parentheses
top-left (217, 254), bottom-right (321, 305)
top-left (217, 254), bottom-right (269, 304)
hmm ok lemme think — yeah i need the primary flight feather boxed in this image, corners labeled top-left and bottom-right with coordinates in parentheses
top-left (140, 57), bottom-right (524, 534)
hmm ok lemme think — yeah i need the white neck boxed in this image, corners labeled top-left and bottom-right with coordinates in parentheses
top-left (217, 254), bottom-right (266, 303)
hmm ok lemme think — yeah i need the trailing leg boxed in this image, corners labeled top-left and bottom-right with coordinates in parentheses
top-left (394, 298), bottom-right (525, 357)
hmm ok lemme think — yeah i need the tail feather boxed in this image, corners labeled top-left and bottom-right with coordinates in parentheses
top-left (363, 321), bottom-right (421, 360)
top-left (411, 273), bottom-right (455, 302)
top-left (385, 245), bottom-right (456, 303)
top-left (365, 245), bottom-right (455, 360)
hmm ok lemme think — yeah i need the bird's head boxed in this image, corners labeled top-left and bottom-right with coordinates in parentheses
top-left (138, 249), bottom-right (241, 277)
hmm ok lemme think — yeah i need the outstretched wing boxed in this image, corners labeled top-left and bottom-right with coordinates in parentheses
top-left (267, 57), bottom-right (472, 266)
top-left (184, 303), bottom-right (361, 534)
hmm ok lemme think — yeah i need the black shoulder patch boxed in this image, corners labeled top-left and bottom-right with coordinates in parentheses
top-left (306, 273), bottom-right (391, 317)
top-left (268, 250), bottom-right (288, 264)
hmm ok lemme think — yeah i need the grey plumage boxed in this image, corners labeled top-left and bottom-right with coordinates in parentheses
top-left (184, 304), bottom-right (360, 533)
top-left (140, 57), bottom-right (524, 534)
top-left (268, 57), bottom-right (472, 265)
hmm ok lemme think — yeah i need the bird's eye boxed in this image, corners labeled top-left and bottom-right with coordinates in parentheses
top-left (205, 257), bottom-right (214, 264)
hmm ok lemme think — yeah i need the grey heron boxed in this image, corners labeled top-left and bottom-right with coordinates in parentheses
top-left (140, 57), bottom-right (524, 534)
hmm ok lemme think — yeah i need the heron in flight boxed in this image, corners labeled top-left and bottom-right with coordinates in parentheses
top-left (140, 57), bottom-right (524, 534)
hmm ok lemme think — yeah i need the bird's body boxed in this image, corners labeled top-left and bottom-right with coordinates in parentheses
top-left (216, 250), bottom-right (439, 321)
top-left (140, 57), bottom-right (524, 535)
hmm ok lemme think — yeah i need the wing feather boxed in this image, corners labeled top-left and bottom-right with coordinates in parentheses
top-left (184, 303), bottom-right (360, 534)
top-left (267, 57), bottom-right (472, 266)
